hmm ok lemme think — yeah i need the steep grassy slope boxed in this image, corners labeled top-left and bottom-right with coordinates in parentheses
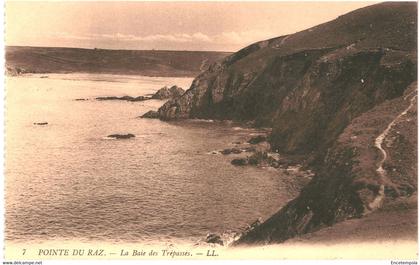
top-left (153, 2), bottom-right (418, 244)
top-left (236, 82), bottom-right (417, 244)
top-left (5, 46), bottom-right (231, 77)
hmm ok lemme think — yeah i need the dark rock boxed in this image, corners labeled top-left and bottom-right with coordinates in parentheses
top-left (119, 96), bottom-right (133, 101)
top-left (248, 135), bottom-right (267, 144)
top-left (231, 158), bottom-right (248, 166)
top-left (221, 147), bottom-right (242, 155)
top-left (151, 85), bottom-right (185, 99)
top-left (33, 122), bottom-right (48, 125)
top-left (141, 110), bottom-right (160, 119)
top-left (107, 133), bottom-right (135, 139)
top-left (96, 96), bottom-right (119, 101)
top-left (130, 96), bottom-right (150, 102)
top-left (205, 233), bottom-right (224, 246)
top-left (221, 149), bottom-right (232, 155)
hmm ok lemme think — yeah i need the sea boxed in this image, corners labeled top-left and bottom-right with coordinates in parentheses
top-left (5, 73), bottom-right (297, 246)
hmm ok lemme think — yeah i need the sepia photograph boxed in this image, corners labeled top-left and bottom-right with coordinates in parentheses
top-left (2, 0), bottom-right (418, 262)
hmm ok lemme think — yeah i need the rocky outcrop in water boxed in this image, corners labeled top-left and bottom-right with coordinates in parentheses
top-left (97, 86), bottom-right (185, 105)
top-left (107, 133), bottom-right (135, 139)
top-left (96, 96), bottom-right (150, 102)
top-left (151, 85), bottom-right (185, 99)
top-left (151, 2), bottom-right (417, 245)
top-left (221, 147), bottom-right (243, 155)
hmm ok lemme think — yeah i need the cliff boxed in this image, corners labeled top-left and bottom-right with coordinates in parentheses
top-left (154, 2), bottom-right (418, 244)
top-left (236, 82), bottom-right (417, 244)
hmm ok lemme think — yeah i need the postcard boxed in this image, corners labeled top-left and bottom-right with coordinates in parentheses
top-left (2, 0), bottom-right (418, 263)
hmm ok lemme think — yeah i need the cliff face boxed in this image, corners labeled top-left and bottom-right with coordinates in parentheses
top-left (157, 2), bottom-right (417, 244)
top-left (158, 2), bottom-right (417, 154)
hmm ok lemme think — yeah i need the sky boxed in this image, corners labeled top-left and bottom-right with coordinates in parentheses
top-left (6, 1), bottom-right (376, 52)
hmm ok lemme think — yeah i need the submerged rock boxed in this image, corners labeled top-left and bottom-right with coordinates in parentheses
top-left (141, 110), bottom-right (160, 119)
top-left (107, 133), bottom-right (135, 139)
top-left (151, 85), bottom-right (185, 100)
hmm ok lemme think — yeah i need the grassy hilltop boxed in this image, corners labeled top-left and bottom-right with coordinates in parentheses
top-left (6, 46), bottom-right (231, 77)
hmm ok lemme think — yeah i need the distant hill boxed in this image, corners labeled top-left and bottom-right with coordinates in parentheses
top-left (5, 46), bottom-right (231, 77)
